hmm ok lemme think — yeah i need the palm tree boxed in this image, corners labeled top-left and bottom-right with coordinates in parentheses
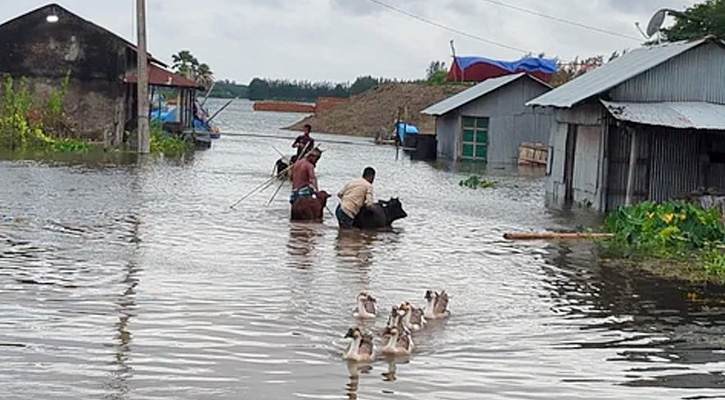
top-left (196, 63), bottom-right (214, 89)
top-left (171, 50), bottom-right (199, 79)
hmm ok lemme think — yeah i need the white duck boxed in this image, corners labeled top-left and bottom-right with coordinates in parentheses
top-left (352, 292), bottom-right (377, 319)
top-left (400, 302), bottom-right (427, 332)
top-left (424, 290), bottom-right (451, 320)
top-left (381, 326), bottom-right (414, 356)
top-left (343, 327), bottom-right (375, 363)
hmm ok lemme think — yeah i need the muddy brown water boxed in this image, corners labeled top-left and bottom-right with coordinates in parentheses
top-left (1, 100), bottom-right (725, 399)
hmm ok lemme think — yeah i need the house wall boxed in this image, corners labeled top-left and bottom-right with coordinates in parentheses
top-left (0, 6), bottom-right (129, 141)
top-left (435, 111), bottom-right (460, 161)
top-left (545, 121), bottom-right (568, 207)
top-left (455, 77), bottom-right (553, 164)
top-left (611, 42), bottom-right (725, 104)
top-left (546, 102), bottom-right (606, 210)
top-left (604, 125), bottom-right (725, 212)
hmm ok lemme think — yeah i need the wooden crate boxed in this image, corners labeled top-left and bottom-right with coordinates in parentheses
top-left (518, 142), bottom-right (548, 166)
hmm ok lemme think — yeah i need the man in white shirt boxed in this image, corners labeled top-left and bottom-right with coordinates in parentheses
top-left (336, 167), bottom-right (375, 228)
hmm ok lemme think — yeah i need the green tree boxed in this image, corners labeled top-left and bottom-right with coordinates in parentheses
top-left (248, 78), bottom-right (271, 100)
top-left (426, 60), bottom-right (448, 84)
top-left (349, 76), bottom-right (380, 95)
top-left (662, 0), bottom-right (725, 42)
top-left (196, 63), bottom-right (214, 89)
top-left (171, 50), bottom-right (199, 79)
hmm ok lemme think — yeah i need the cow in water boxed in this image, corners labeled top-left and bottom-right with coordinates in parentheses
top-left (353, 198), bottom-right (408, 230)
top-left (291, 191), bottom-right (330, 221)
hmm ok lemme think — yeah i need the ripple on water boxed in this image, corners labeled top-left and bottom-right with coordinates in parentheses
top-left (1, 100), bottom-right (725, 399)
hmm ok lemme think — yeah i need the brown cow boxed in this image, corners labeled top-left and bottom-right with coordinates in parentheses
top-left (291, 191), bottom-right (330, 221)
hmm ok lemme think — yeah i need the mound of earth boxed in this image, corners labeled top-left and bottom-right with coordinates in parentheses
top-left (285, 83), bottom-right (467, 137)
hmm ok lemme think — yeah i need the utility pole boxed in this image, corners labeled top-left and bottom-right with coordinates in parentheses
top-left (136, 0), bottom-right (150, 154)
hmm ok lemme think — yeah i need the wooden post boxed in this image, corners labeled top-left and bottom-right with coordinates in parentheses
top-left (625, 127), bottom-right (638, 206)
top-left (136, 0), bottom-right (150, 154)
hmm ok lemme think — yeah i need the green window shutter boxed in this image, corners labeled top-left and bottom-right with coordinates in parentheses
top-left (462, 129), bottom-right (475, 143)
top-left (475, 144), bottom-right (488, 160)
top-left (476, 117), bottom-right (489, 129)
top-left (476, 130), bottom-right (488, 144)
top-left (462, 144), bottom-right (474, 157)
top-left (463, 117), bottom-right (475, 128)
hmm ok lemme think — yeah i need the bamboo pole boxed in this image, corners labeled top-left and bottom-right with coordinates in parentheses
top-left (503, 232), bottom-right (614, 240)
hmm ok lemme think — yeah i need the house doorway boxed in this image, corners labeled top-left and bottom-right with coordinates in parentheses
top-left (564, 124), bottom-right (578, 206)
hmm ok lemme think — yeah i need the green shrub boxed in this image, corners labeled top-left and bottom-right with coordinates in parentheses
top-left (150, 121), bottom-right (192, 156)
top-left (702, 248), bottom-right (725, 277)
top-left (0, 73), bottom-right (82, 153)
top-left (603, 201), bottom-right (725, 257)
top-left (602, 201), bottom-right (725, 279)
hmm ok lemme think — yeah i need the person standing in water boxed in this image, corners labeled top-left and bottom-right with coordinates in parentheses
top-left (336, 167), bottom-right (376, 229)
top-left (292, 124), bottom-right (315, 159)
top-left (290, 148), bottom-right (322, 203)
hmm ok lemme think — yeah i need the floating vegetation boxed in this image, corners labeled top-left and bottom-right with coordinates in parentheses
top-left (459, 176), bottom-right (497, 189)
top-left (602, 201), bottom-right (725, 281)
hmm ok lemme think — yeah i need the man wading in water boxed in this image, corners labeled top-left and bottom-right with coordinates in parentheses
top-left (290, 148), bottom-right (322, 203)
top-left (336, 167), bottom-right (375, 228)
top-left (292, 124), bottom-right (315, 161)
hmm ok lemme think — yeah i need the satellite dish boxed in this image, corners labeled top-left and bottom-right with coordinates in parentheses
top-left (646, 9), bottom-right (668, 38)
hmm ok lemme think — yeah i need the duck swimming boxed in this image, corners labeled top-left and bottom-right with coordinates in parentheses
top-left (400, 302), bottom-right (427, 332)
top-left (352, 292), bottom-right (377, 319)
top-left (382, 305), bottom-right (406, 342)
top-left (381, 326), bottom-right (414, 356)
top-left (343, 327), bottom-right (375, 363)
top-left (424, 290), bottom-right (451, 320)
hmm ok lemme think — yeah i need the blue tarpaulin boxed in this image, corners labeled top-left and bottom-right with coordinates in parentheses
top-left (455, 56), bottom-right (558, 74)
top-left (396, 121), bottom-right (419, 143)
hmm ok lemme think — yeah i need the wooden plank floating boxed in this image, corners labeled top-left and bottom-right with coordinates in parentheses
top-left (504, 232), bottom-right (614, 240)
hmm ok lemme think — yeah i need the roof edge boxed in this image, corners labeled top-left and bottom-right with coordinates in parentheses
top-left (423, 73), bottom-right (550, 116)
top-left (526, 36), bottom-right (720, 109)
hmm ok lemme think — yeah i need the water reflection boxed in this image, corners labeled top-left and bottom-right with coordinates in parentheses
top-left (335, 230), bottom-right (375, 271)
top-left (542, 242), bottom-right (725, 389)
top-left (286, 223), bottom-right (324, 269)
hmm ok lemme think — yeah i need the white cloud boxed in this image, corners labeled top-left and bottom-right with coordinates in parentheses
top-left (0, 0), bottom-right (700, 83)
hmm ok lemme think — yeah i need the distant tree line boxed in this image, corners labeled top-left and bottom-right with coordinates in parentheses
top-left (208, 80), bottom-right (249, 99)
top-left (245, 76), bottom-right (406, 101)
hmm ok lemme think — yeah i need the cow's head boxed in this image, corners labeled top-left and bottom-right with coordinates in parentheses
top-left (381, 197), bottom-right (407, 224)
top-left (316, 191), bottom-right (330, 205)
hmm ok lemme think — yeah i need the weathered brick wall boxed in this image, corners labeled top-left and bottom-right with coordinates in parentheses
top-left (0, 5), bottom-right (129, 141)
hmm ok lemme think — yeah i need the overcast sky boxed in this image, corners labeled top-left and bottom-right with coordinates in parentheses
top-left (1, 0), bottom-right (699, 83)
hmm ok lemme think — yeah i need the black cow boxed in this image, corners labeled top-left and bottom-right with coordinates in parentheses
top-left (353, 198), bottom-right (408, 230)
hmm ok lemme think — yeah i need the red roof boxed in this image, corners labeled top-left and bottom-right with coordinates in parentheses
top-left (125, 64), bottom-right (203, 89)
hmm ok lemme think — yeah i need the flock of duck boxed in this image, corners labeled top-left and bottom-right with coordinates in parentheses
top-left (343, 290), bottom-right (450, 362)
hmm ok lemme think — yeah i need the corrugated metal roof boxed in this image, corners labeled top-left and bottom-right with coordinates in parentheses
top-left (422, 73), bottom-right (550, 116)
top-left (125, 64), bottom-right (204, 89)
top-left (602, 100), bottom-right (725, 130)
top-left (527, 37), bottom-right (724, 108)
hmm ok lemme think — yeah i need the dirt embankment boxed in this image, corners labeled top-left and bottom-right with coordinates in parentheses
top-left (285, 83), bottom-right (467, 137)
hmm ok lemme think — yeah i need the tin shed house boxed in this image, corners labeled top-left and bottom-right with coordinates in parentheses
top-left (0, 4), bottom-right (201, 145)
top-left (422, 73), bottom-right (553, 164)
top-left (528, 36), bottom-right (725, 212)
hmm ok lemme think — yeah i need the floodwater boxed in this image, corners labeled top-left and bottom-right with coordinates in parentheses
top-left (1, 99), bottom-right (725, 400)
